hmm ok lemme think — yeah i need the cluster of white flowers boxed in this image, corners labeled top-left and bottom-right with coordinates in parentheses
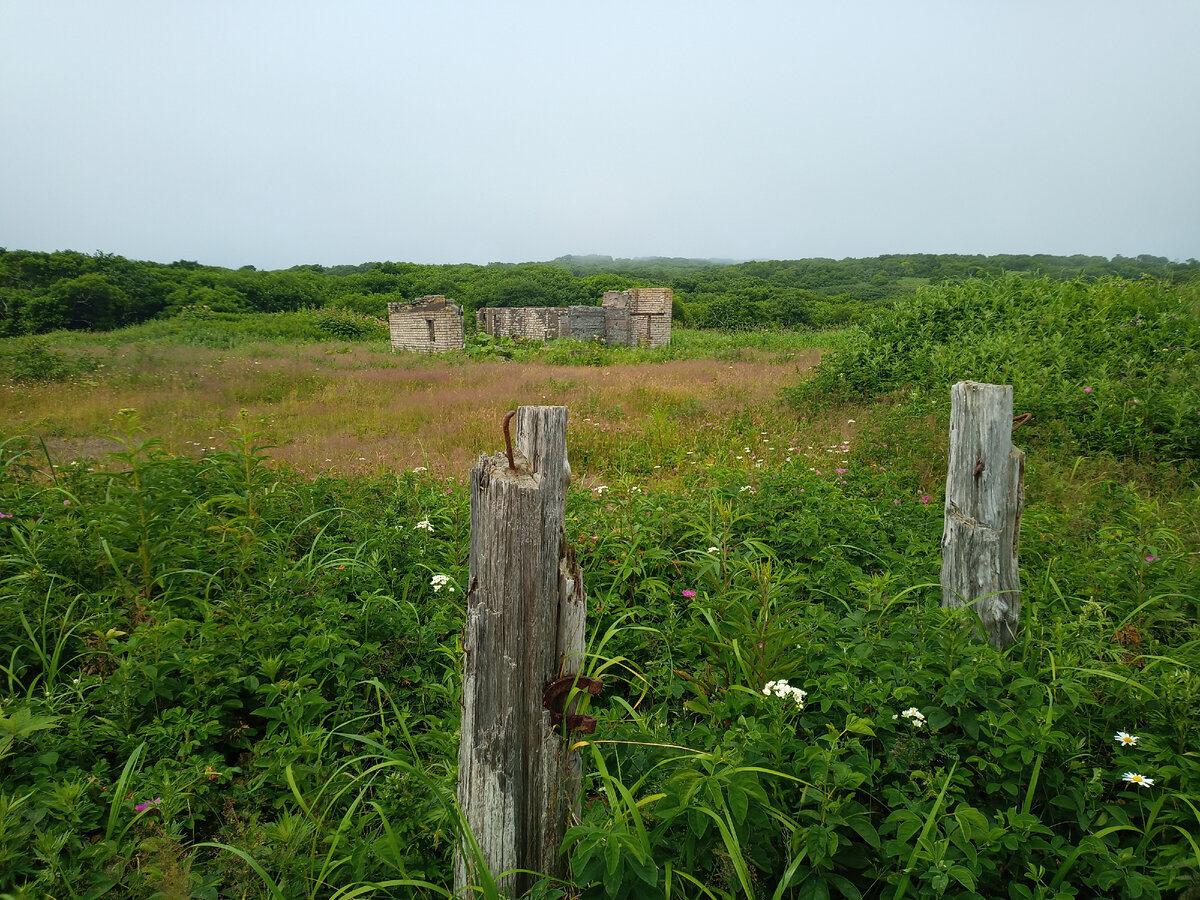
top-left (738, 485), bottom-right (755, 494)
top-left (593, 485), bottom-right (609, 495)
top-left (762, 680), bottom-right (807, 707)
top-left (430, 574), bottom-right (454, 594)
top-left (412, 466), bottom-right (427, 473)
top-left (1114, 731), bottom-right (1154, 788)
top-left (414, 519), bottom-right (434, 532)
top-left (893, 707), bottom-right (926, 728)
top-left (707, 546), bottom-right (720, 554)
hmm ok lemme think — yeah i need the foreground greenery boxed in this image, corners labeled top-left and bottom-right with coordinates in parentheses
top-left (1, 276), bottom-right (1197, 898)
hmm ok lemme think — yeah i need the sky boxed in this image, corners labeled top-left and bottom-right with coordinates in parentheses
top-left (2, 1), bottom-right (1198, 270)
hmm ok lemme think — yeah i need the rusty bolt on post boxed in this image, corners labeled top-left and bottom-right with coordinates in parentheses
top-left (542, 675), bottom-right (603, 734)
top-left (502, 410), bottom-right (516, 470)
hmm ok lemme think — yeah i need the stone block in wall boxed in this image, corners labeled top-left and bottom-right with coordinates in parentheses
top-left (566, 306), bottom-right (607, 342)
top-left (604, 306), bottom-right (631, 346)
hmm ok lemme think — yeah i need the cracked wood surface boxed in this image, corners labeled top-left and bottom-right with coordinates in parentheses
top-left (940, 382), bottom-right (1025, 647)
top-left (455, 406), bottom-right (585, 896)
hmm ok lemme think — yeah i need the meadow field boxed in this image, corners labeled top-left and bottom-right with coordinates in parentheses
top-left (0, 275), bottom-right (1197, 899)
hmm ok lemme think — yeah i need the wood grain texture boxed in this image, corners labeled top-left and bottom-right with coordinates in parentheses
top-left (455, 406), bottom-right (585, 896)
top-left (940, 382), bottom-right (1025, 648)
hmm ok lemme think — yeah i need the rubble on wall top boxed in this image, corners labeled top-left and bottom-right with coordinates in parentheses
top-left (388, 295), bottom-right (461, 314)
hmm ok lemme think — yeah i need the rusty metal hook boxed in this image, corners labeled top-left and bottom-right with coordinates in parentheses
top-left (502, 410), bottom-right (516, 470)
top-left (1012, 413), bottom-right (1032, 433)
top-left (542, 675), bottom-right (603, 734)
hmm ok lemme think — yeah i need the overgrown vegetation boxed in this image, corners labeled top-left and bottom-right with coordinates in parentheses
top-left (0, 275), bottom-right (1197, 898)
top-left (795, 275), bottom-right (1199, 464)
top-left (4, 247), bottom-right (1197, 339)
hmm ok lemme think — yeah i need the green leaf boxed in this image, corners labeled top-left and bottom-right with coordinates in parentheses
top-left (947, 865), bottom-right (976, 892)
top-left (795, 874), bottom-right (831, 900)
top-left (845, 815), bottom-right (881, 849)
top-left (824, 872), bottom-right (863, 899)
top-left (844, 714), bottom-right (875, 737)
top-left (627, 849), bottom-right (658, 887)
top-left (604, 832), bottom-right (621, 876)
top-left (727, 781), bottom-right (750, 824)
top-left (684, 696), bottom-right (711, 715)
top-left (806, 825), bottom-right (830, 864)
top-left (603, 852), bottom-right (624, 899)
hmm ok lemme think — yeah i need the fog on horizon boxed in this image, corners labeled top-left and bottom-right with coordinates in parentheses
top-left (2, 1), bottom-right (1197, 270)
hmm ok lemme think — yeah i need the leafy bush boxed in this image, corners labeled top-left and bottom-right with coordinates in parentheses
top-left (795, 275), bottom-right (1200, 461)
top-left (0, 336), bottom-right (100, 384)
top-left (306, 306), bottom-right (389, 340)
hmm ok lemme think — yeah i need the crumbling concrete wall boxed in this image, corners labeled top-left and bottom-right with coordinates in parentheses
top-left (475, 307), bottom-right (563, 341)
top-left (388, 295), bottom-right (464, 352)
top-left (475, 288), bottom-right (673, 348)
top-left (565, 306), bottom-right (607, 342)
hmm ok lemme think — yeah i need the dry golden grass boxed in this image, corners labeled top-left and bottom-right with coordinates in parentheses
top-left (2, 342), bottom-right (846, 478)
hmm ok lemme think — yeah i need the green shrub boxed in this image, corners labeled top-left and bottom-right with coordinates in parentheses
top-left (0, 336), bottom-right (100, 384)
top-left (795, 275), bottom-right (1199, 461)
top-left (306, 306), bottom-right (389, 340)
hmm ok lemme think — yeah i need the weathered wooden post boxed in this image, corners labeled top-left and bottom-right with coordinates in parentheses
top-left (455, 406), bottom-right (591, 896)
top-left (940, 382), bottom-right (1025, 648)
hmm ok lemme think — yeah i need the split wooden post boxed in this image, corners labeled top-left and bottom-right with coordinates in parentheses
top-left (940, 382), bottom-right (1025, 648)
top-left (455, 406), bottom-right (588, 897)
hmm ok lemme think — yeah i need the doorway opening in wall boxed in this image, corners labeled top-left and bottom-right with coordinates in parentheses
top-left (426, 319), bottom-right (436, 343)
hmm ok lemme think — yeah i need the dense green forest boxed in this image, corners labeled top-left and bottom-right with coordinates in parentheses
top-left (1, 247), bottom-right (1196, 337)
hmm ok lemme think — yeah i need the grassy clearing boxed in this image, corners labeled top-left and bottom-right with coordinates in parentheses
top-left (1, 284), bottom-right (1197, 898)
top-left (0, 325), bottom-right (829, 477)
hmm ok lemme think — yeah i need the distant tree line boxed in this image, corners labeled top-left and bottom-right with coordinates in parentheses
top-left (1, 247), bottom-right (1195, 337)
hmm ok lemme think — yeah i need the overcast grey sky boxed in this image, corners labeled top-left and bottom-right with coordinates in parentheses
top-left (2, 1), bottom-right (1197, 270)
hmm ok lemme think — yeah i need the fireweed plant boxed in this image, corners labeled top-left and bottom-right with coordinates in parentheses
top-left (0, 279), bottom-right (1197, 898)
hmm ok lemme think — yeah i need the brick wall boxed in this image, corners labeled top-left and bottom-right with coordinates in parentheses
top-left (388, 296), bottom-right (464, 352)
top-left (476, 307), bottom-right (562, 341)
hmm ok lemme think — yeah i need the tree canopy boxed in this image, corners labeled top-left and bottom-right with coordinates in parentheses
top-left (0, 247), bottom-right (1194, 336)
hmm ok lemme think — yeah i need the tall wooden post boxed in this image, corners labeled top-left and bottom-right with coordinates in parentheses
top-left (940, 382), bottom-right (1025, 648)
top-left (455, 406), bottom-right (588, 896)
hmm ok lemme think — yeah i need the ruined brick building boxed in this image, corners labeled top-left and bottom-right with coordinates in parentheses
top-left (475, 288), bottom-right (672, 348)
top-left (387, 296), bottom-right (465, 352)
top-left (388, 288), bottom-right (672, 353)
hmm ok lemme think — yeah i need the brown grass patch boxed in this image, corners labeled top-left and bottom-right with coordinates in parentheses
top-left (4, 347), bottom-right (827, 477)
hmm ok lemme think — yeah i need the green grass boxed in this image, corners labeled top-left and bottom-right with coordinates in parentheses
top-left (0, 282), bottom-right (1197, 898)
